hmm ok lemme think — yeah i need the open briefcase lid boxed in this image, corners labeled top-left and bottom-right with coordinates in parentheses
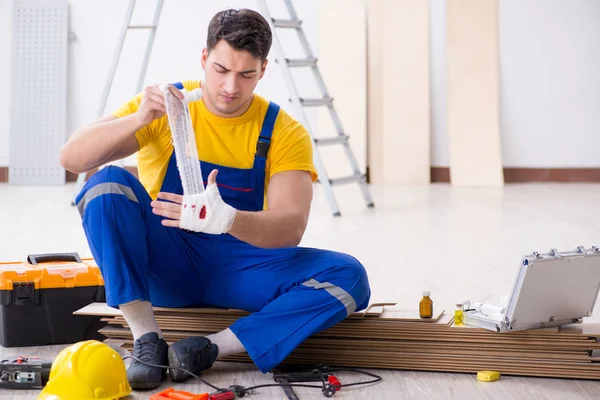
top-left (498, 246), bottom-right (600, 332)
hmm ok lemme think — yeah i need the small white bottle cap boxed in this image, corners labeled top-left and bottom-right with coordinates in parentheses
top-left (423, 291), bottom-right (430, 296)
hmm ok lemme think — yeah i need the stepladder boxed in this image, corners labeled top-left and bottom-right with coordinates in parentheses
top-left (256, 0), bottom-right (374, 216)
top-left (71, 0), bottom-right (164, 205)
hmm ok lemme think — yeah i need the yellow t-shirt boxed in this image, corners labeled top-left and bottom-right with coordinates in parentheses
top-left (112, 80), bottom-right (317, 207)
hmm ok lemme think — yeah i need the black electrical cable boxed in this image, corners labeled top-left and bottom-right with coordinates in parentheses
top-left (322, 367), bottom-right (383, 388)
top-left (123, 356), bottom-right (383, 396)
top-left (242, 382), bottom-right (324, 391)
top-left (122, 356), bottom-right (227, 392)
top-left (242, 367), bottom-right (383, 393)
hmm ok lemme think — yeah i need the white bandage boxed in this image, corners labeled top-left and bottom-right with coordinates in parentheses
top-left (161, 85), bottom-right (204, 196)
top-left (161, 84), bottom-right (237, 235)
top-left (181, 88), bottom-right (203, 103)
top-left (180, 183), bottom-right (236, 234)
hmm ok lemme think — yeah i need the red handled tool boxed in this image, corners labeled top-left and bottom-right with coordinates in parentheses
top-left (150, 388), bottom-right (236, 400)
top-left (209, 392), bottom-right (235, 400)
top-left (328, 375), bottom-right (341, 391)
top-left (150, 388), bottom-right (209, 400)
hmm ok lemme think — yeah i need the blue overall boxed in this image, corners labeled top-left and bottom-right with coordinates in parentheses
top-left (75, 100), bottom-right (371, 373)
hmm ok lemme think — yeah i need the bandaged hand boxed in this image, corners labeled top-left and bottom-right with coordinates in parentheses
top-left (179, 174), bottom-right (236, 234)
top-left (152, 170), bottom-right (237, 235)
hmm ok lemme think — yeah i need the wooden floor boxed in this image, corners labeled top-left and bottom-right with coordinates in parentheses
top-left (1, 181), bottom-right (600, 399)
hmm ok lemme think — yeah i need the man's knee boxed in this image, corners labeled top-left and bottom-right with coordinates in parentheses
top-left (76, 166), bottom-right (143, 218)
top-left (84, 166), bottom-right (137, 188)
top-left (345, 255), bottom-right (371, 312)
top-left (326, 252), bottom-right (371, 313)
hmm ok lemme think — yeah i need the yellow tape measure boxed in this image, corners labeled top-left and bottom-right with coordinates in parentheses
top-left (477, 371), bottom-right (501, 382)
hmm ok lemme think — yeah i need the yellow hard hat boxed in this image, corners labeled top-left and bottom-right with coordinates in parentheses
top-left (38, 340), bottom-right (132, 400)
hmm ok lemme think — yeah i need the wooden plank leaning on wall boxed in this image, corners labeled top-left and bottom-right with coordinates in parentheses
top-left (317, 0), bottom-right (368, 181)
top-left (447, 0), bottom-right (504, 186)
top-left (367, 0), bottom-right (431, 185)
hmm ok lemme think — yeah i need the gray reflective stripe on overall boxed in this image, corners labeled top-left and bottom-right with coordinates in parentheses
top-left (77, 182), bottom-right (138, 217)
top-left (302, 278), bottom-right (356, 316)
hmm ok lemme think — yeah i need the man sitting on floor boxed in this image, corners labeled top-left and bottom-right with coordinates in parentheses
top-left (60, 8), bottom-right (371, 390)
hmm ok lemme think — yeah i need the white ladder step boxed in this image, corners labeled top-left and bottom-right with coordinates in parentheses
top-left (314, 136), bottom-right (349, 146)
top-left (272, 18), bottom-right (302, 29)
top-left (299, 97), bottom-right (333, 107)
top-left (329, 174), bottom-right (366, 186)
top-left (286, 58), bottom-right (317, 67)
top-left (128, 25), bottom-right (157, 29)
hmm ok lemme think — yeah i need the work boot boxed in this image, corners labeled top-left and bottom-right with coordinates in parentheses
top-left (127, 332), bottom-right (169, 390)
top-left (168, 336), bottom-right (219, 382)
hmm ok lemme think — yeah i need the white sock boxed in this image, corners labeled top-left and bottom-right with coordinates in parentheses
top-left (119, 300), bottom-right (163, 341)
top-left (207, 328), bottom-right (245, 359)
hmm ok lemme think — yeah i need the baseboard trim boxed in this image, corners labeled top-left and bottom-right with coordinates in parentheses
top-left (1, 166), bottom-right (600, 184)
top-left (430, 167), bottom-right (451, 183)
top-left (431, 167), bottom-right (600, 183)
top-left (0, 167), bottom-right (139, 183)
top-left (63, 167), bottom-right (139, 182)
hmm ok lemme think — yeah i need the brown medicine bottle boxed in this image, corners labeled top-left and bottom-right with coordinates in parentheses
top-left (420, 291), bottom-right (433, 319)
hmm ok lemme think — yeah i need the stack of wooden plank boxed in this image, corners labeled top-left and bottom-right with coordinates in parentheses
top-left (76, 303), bottom-right (600, 380)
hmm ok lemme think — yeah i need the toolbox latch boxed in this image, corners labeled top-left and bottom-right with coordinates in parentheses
top-left (12, 282), bottom-right (39, 306)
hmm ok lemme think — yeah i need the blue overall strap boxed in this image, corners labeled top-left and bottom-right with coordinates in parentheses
top-left (253, 102), bottom-right (280, 170)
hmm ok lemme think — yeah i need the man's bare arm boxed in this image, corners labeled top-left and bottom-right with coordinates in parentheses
top-left (59, 114), bottom-right (143, 173)
top-left (59, 84), bottom-right (184, 174)
top-left (227, 170), bottom-right (313, 248)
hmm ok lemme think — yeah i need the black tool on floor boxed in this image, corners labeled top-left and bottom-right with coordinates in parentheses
top-left (273, 375), bottom-right (300, 400)
top-left (0, 356), bottom-right (53, 389)
top-left (271, 364), bottom-right (341, 399)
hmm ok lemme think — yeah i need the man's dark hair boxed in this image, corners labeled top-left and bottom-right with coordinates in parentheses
top-left (207, 9), bottom-right (272, 61)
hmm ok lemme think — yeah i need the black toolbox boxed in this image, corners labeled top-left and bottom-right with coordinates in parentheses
top-left (0, 253), bottom-right (107, 347)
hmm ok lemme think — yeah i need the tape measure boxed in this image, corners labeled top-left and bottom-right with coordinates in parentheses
top-left (477, 370), bottom-right (501, 382)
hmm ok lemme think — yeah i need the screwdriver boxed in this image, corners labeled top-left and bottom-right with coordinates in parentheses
top-left (149, 388), bottom-right (237, 400)
top-left (209, 392), bottom-right (235, 400)
top-left (150, 388), bottom-right (209, 400)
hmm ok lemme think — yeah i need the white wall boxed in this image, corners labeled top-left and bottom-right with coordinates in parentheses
top-left (429, 0), bottom-right (600, 168)
top-left (498, 0), bottom-right (600, 167)
top-left (2, 0), bottom-right (600, 171)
